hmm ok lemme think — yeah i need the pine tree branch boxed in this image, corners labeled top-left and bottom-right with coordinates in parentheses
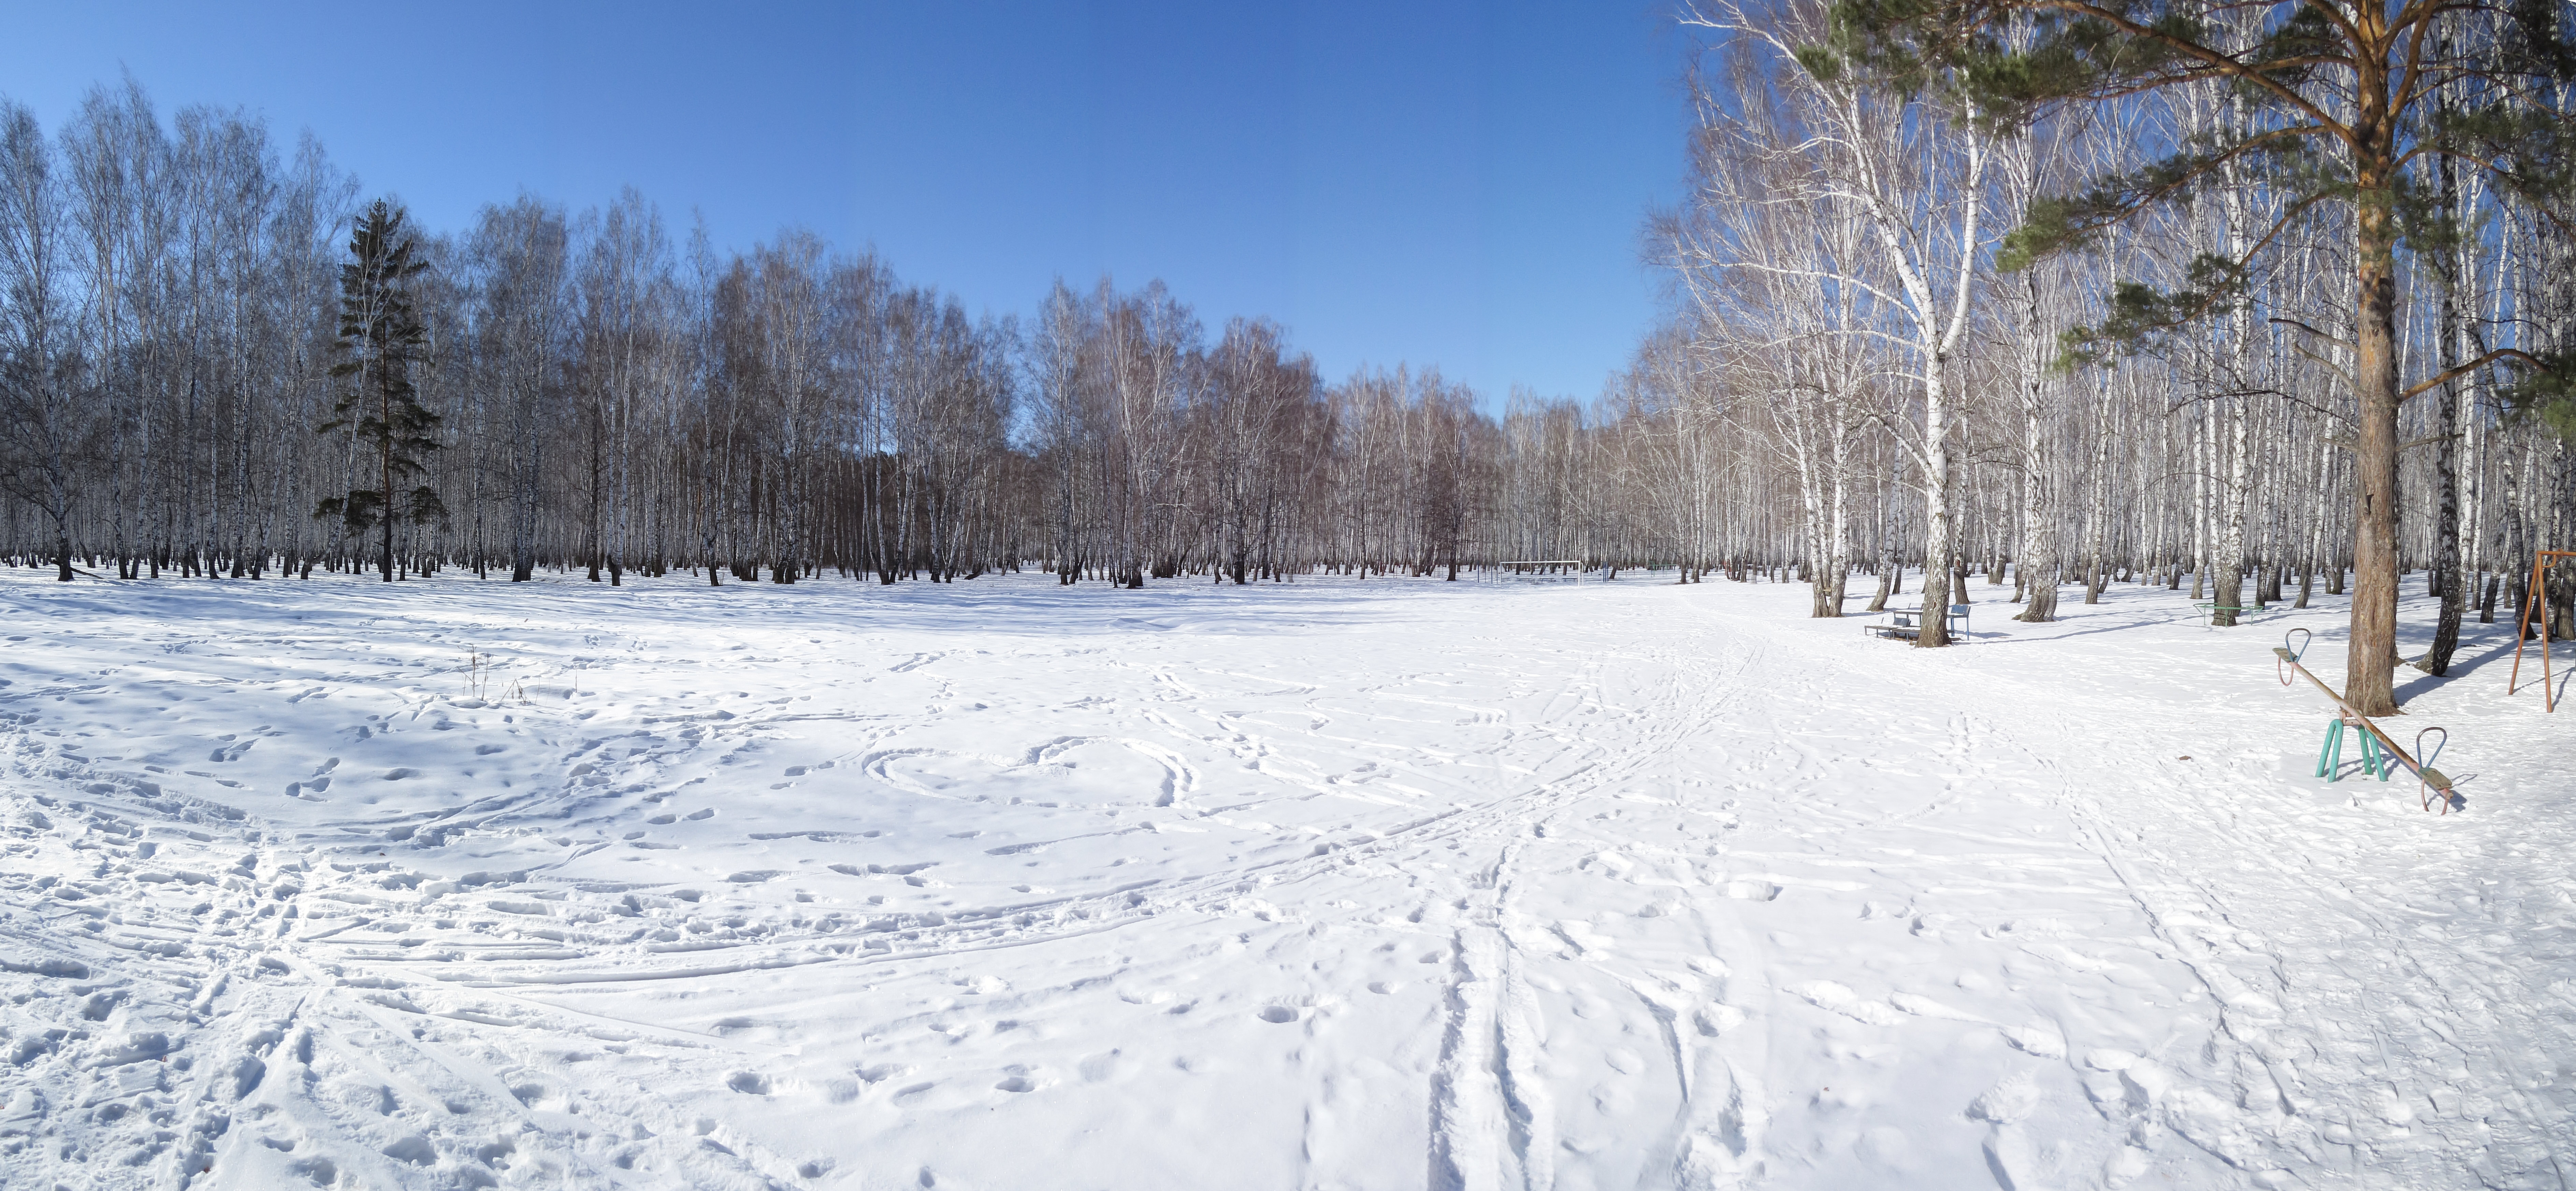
top-left (2401, 346), bottom-right (2543, 400)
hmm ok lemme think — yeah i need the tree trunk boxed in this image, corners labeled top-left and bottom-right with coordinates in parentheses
top-left (2015, 271), bottom-right (2058, 624)
top-left (1916, 357), bottom-right (1954, 648)
top-left (2420, 150), bottom-right (2467, 676)
top-left (2211, 397), bottom-right (2251, 627)
top-left (2346, 189), bottom-right (2403, 714)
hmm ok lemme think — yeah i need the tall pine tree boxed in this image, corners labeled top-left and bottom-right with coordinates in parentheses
top-left (317, 199), bottom-right (443, 582)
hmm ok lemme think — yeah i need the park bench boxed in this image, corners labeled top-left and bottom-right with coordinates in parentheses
top-left (1866, 603), bottom-right (1971, 642)
top-left (2193, 601), bottom-right (2268, 626)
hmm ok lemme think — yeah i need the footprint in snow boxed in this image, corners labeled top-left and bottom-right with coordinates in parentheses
top-left (2082, 1049), bottom-right (2139, 1072)
top-left (2004, 1022), bottom-right (2067, 1058)
top-left (1969, 1072), bottom-right (2042, 1123)
top-left (381, 1135), bottom-right (437, 1166)
top-left (1077, 1051), bottom-right (1133, 1082)
top-left (1791, 980), bottom-right (1904, 1025)
top-left (1886, 992), bottom-right (1986, 1022)
top-left (1694, 1004), bottom-right (1747, 1035)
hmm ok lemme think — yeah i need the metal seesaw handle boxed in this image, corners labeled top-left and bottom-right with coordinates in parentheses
top-left (2415, 727), bottom-right (2452, 814)
top-left (2278, 628), bottom-right (2313, 687)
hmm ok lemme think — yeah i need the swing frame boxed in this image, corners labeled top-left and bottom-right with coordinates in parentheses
top-left (2505, 549), bottom-right (2576, 713)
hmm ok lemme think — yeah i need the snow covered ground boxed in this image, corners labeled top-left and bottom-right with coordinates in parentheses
top-left (1, 566), bottom-right (2570, 1191)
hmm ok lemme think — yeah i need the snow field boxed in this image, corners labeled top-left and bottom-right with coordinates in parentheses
top-left (0, 569), bottom-right (2571, 1190)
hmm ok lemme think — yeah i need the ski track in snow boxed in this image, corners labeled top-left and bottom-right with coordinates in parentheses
top-left (0, 570), bottom-right (2570, 1190)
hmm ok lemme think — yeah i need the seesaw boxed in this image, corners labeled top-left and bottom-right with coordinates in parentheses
top-left (2275, 629), bottom-right (2457, 814)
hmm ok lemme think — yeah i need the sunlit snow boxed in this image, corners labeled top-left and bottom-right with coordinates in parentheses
top-left (1, 571), bottom-right (2567, 1189)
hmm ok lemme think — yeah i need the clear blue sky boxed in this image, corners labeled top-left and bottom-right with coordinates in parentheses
top-left (4, 1), bottom-right (1691, 402)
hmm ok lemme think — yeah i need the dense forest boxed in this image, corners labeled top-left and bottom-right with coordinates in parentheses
top-left (4, 0), bottom-right (2576, 711)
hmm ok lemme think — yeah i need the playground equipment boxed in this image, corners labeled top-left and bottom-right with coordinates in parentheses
top-left (1865, 603), bottom-right (1971, 642)
top-left (2275, 628), bottom-right (2459, 814)
top-left (2506, 549), bottom-right (2576, 712)
top-left (1484, 560), bottom-right (1590, 583)
top-left (2192, 600), bottom-right (2268, 627)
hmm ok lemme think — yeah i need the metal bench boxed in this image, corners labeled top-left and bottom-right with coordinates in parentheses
top-left (1867, 604), bottom-right (1970, 642)
top-left (2193, 601), bottom-right (2266, 626)
top-left (1866, 610), bottom-right (1921, 641)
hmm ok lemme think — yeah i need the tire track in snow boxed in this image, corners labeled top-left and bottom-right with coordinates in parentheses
top-left (1972, 661), bottom-right (2574, 1188)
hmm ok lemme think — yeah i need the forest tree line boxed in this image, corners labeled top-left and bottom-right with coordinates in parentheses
top-left (5, 10), bottom-right (2576, 718)
top-left (0, 83), bottom-right (1758, 593)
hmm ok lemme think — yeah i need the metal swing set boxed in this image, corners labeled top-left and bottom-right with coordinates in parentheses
top-left (2506, 549), bottom-right (2576, 713)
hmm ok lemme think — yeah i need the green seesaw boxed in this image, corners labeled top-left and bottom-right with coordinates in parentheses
top-left (2275, 628), bottom-right (2458, 814)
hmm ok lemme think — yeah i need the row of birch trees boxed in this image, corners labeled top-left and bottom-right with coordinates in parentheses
top-left (0, 80), bottom-right (1806, 593)
top-left (1658, 0), bottom-right (2576, 713)
top-left (6, 39), bottom-right (2576, 715)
